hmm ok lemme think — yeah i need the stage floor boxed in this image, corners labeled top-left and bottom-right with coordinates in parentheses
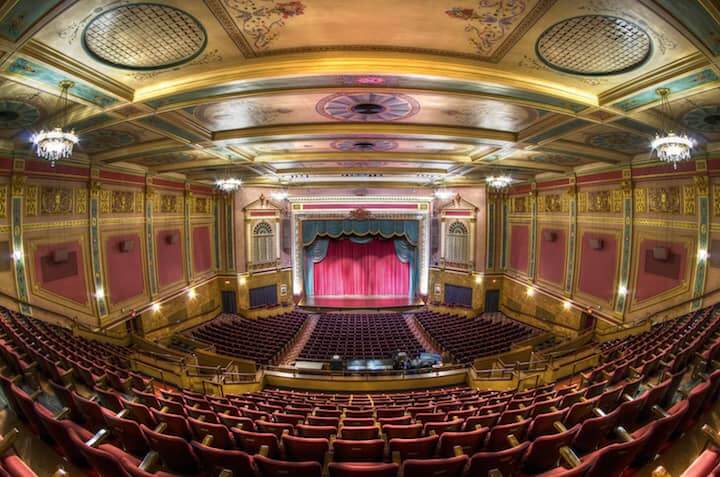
top-left (301, 296), bottom-right (423, 310)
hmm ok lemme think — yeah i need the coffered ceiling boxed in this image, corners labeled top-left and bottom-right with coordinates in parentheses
top-left (0, 0), bottom-right (719, 187)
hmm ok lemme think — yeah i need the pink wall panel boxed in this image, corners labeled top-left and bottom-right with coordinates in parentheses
top-left (577, 233), bottom-right (617, 303)
top-left (634, 239), bottom-right (688, 302)
top-left (193, 226), bottom-right (212, 273)
top-left (156, 229), bottom-right (184, 287)
top-left (105, 234), bottom-right (144, 304)
top-left (538, 229), bottom-right (566, 285)
top-left (33, 241), bottom-right (87, 305)
top-left (509, 225), bottom-right (529, 273)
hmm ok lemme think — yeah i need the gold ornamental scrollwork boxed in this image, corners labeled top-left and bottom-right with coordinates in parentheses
top-left (682, 184), bottom-right (696, 215)
top-left (0, 186), bottom-right (6, 218)
top-left (634, 188), bottom-right (647, 214)
top-left (648, 186), bottom-right (681, 214)
top-left (40, 186), bottom-right (73, 215)
top-left (10, 175), bottom-right (25, 197)
top-left (25, 185), bottom-right (38, 216)
top-left (75, 188), bottom-right (88, 215)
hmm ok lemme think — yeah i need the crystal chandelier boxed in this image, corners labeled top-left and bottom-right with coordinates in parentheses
top-left (214, 177), bottom-right (242, 193)
top-left (651, 88), bottom-right (694, 169)
top-left (486, 174), bottom-right (513, 191)
top-left (32, 80), bottom-right (78, 166)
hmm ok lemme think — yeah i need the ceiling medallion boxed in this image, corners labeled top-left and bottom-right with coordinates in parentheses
top-left (0, 100), bottom-right (41, 129)
top-left (486, 175), bottom-right (513, 191)
top-left (536, 15), bottom-right (651, 76)
top-left (32, 81), bottom-right (78, 166)
top-left (651, 88), bottom-right (694, 169)
top-left (316, 93), bottom-right (421, 122)
top-left (214, 177), bottom-right (242, 193)
top-left (331, 139), bottom-right (399, 152)
top-left (683, 105), bottom-right (720, 133)
top-left (83, 3), bottom-right (206, 70)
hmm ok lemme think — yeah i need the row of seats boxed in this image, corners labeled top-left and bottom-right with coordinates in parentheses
top-left (188, 311), bottom-right (307, 364)
top-left (415, 311), bottom-right (539, 364)
top-left (300, 313), bottom-right (424, 361)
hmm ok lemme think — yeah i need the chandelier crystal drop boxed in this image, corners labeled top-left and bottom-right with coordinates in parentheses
top-left (33, 80), bottom-right (78, 166)
top-left (651, 88), bottom-right (694, 169)
top-left (214, 177), bottom-right (242, 193)
top-left (486, 175), bottom-right (513, 190)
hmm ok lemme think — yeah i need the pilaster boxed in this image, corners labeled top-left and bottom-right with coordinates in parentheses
top-left (88, 171), bottom-right (108, 317)
top-left (614, 171), bottom-right (633, 315)
top-left (10, 162), bottom-right (30, 315)
top-left (691, 160), bottom-right (710, 310)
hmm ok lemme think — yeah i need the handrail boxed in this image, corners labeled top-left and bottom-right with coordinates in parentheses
top-left (262, 363), bottom-right (468, 379)
top-left (500, 303), bottom-right (580, 333)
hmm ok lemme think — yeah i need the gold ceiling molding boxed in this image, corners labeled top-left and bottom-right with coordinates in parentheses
top-left (132, 52), bottom-right (598, 107)
top-left (491, 158), bottom-right (571, 174)
top-left (213, 123), bottom-right (517, 145)
top-left (542, 140), bottom-right (629, 163)
top-left (94, 140), bottom-right (190, 164)
top-left (152, 158), bottom-right (234, 173)
top-left (253, 151), bottom-right (471, 164)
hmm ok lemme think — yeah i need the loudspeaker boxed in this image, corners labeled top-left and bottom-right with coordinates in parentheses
top-left (166, 233), bottom-right (179, 245)
top-left (543, 231), bottom-right (556, 242)
top-left (119, 240), bottom-right (134, 253)
top-left (652, 247), bottom-right (670, 261)
top-left (589, 238), bottom-right (604, 250)
top-left (52, 249), bottom-right (69, 264)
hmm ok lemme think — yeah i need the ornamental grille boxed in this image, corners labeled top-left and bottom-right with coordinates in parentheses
top-left (83, 4), bottom-right (206, 70)
top-left (536, 15), bottom-right (651, 75)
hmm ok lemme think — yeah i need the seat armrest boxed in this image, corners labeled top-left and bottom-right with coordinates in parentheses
top-left (559, 446), bottom-right (581, 468)
top-left (138, 451), bottom-right (160, 472)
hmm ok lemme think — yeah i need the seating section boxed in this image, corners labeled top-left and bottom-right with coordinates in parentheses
top-left (299, 313), bottom-right (424, 361)
top-left (188, 312), bottom-right (307, 364)
top-left (415, 311), bottom-right (539, 364)
top-left (0, 303), bottom-right (719, 476)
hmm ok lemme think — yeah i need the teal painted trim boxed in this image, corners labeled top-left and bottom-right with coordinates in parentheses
top-left (138, 116), bottom-right (205, 143)
top-left (89, 197), bottom-right (108, 316)
top-left (501, 200), bottom-right (508, 269)
top-left (225, 201), bottom-right (235, 271)
top-left (11, 197), bottom-right (30, 315)
top-left (525, 119), bottom-right (589, 144)
top-left (185, 194), bottom-right (193, 279)
top-left (692, 196), bottom-right (710, 310)
top-left (565, 195), bottom-right (577, 294)
top-left (654, 0), bottom-right (720, 56)
top-left (614, 195), bottom-right (633, 314)
top-left (0, 0), bottom-right (60, 41)
top-left (4, 57), bottom-right (118, 107)
top-left (614, 69), bottom-right (719, 112)
top-left (529, 195), bottom-right (537, 278)
top-left (486, 202), bottom-right (495, 270)
top-left (145, 197), bottom-right (158, 295)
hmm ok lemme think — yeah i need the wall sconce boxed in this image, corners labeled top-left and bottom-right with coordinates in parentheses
top-left (152, 303), bottom-right (161, 313)
top-left (618, 285), bottom-right (628, 296)
top-left (698, 249), bottom-right (709, 261)
top-left (526, 286), bottom-right (535, 297)
top-left (563, 301), bottom-right (572, 310)
top-left (12, 250), bottom-right (23, 261)
top-left (188, 288), bottom-right (197, 299)
top-left (94, 288), bottom-right (105, 299)
top-left (474, 274), bottom-right (483, 284)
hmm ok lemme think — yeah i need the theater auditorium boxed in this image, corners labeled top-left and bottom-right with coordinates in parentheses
top-left (0, 1), bottom-right (719, 476)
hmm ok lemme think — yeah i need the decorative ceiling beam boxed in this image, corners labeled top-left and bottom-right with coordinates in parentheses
top-left (537, 140), bottom-right (630, 163)
top-left (214, 123), bottom-right (517, 145)
top-left (93, 140), bottom-right (189, 164)
top-left (253, 151), bottom-right (471, 163)
top-left (275, 166), bottom-right (449, 175)
top-left (151, 158), bottom-right (235, 173)
top-left (489, 158), bottom-right (573, 173)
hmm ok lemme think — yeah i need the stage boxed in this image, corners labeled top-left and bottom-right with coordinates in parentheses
top-left (300, 296), bottom-right (423, 311)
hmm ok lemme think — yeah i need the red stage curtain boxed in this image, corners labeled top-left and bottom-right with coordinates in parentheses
top-left (313, 238), bottom-right (409, 296)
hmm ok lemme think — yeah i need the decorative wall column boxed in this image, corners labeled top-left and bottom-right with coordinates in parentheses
top-left (212, 194), bottom-right (221, 271)
top-left (528, 184), bottom-right (538, 280)
top-left (486, 188), bottom-right (496, 271)
top-left (144, 178), bottom-right (158, 297)
top-left (10, 167), bottom-right (30, 315)
top-left (564, 177), bottom-right (577, 295)
top-left (184, 183), bottom-right (193, 280)
top-left (224, 194), bottom-right (236, 272)
top-left (88, 174), bottom-right (108, 317)
top-left (691, 162), bottom-right (710, 310)
top-left (614, 171), bottom-right (633, 315)
top-left (501, 196), bottom-right (509, 270)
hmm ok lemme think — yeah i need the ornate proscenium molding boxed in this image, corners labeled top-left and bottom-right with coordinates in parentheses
top-left (348, 208), bottom-right (371, 220)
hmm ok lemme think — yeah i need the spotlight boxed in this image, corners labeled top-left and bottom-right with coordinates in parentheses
top-left (152, 303), bottom-right (161, 313)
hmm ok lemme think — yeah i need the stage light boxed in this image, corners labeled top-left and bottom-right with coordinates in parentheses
top-left (698, 249), bottom-right (709, 261)
top-left (618, 285), bottom-right (628, 296)
top-left (152, 303), bottom-right (161, 313)
top-left (526, 286), bottom-right (535, 297)
top-left (11, 250), bottom-right (23, 261)
top-left (188, 288), bottom-right (197, 299)
top-left (563, 301), bottom-right (572, 310)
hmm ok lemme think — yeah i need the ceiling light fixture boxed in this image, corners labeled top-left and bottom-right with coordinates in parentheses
top-left (486, 174), bottom-right (513, 191)
top-left (651, 88), bottom-right (694, 169)
top-left (32, 80), bottom-right (78, 166)
top-left (433, 187), bottom-right (454, 200)
top-left (214, 177), bottom-right (242, 193)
